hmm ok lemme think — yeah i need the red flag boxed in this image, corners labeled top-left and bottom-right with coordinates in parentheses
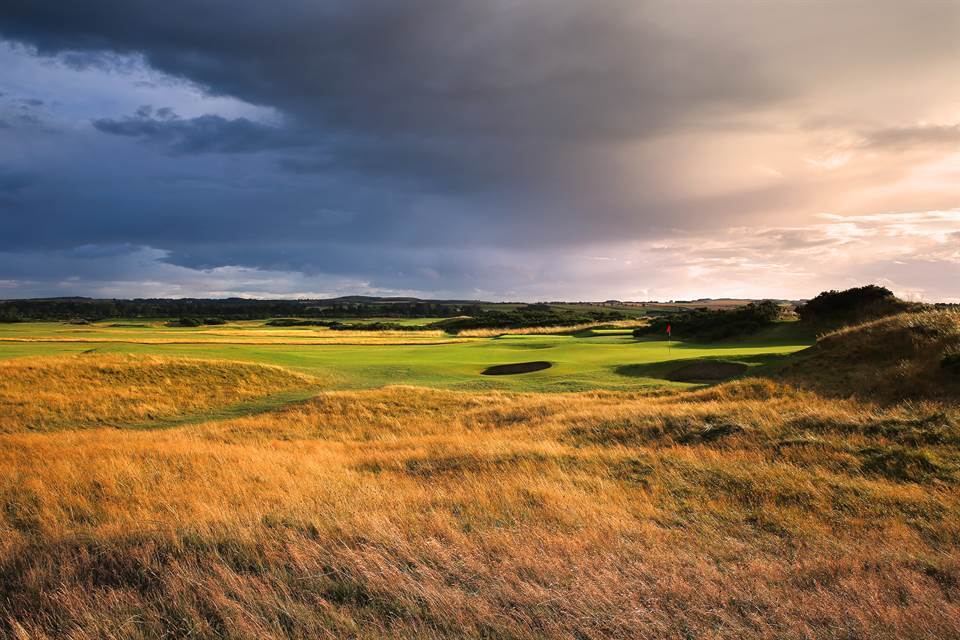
top-left (666, 324), bottom-right (671, 337)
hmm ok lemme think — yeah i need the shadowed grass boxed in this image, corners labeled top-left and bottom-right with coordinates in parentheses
top-left (782, 309), bottom-right (960, 400)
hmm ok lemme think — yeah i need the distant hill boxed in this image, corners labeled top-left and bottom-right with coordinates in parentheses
top-left (319, 296), bottom-right (431, 304)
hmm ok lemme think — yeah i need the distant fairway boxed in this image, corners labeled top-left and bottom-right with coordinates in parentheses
top-left (0, 320), bottom-right (812, 392)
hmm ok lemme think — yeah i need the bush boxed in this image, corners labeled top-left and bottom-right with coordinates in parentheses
top-left (797, 285), bottom-right (919, 325)
top-left (633, 301), bottom-right (782, 341)
top-left (327, 321), bottom-right (434, 331)
top-left (169, 317), bottom-right (202, 327)
top-left (942, 350), bottom-right (960, 376)
top-left (264, 318), bottom-right (432, 331)
top-left (265, 318), bottom-right (335, 327)
top-left (203, 317), bottom-right (227, 325)
top-left (438, 305), bottom-right (630, 334)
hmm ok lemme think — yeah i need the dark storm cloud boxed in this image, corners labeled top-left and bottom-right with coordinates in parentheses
top-left (0, 168), bottom-right (34, 194)
top-left (0, 1), bottom-right (772, 135)
top-left (0, 0), bottom-right (779, 206)
top-left (94, 107), bottom-right (306, 154)
top-left (1, 0), bottom-right (959, 299)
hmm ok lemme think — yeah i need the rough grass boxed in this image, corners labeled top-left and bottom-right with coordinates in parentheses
top-left (783, 309), bottom-right (960, 400)
top-left (1, 374), bottom-right (958, 638)
top-left (0, 355), bottom-right (319, 433)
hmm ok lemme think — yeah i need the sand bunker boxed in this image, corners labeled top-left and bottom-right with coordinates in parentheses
top-left (665, 360), bottom-right (748, 382)
top-left (481, 361), bottom-right (552, 376)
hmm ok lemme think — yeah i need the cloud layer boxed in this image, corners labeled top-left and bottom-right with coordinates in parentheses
top-left (1, 1), bottom-right (958, 300)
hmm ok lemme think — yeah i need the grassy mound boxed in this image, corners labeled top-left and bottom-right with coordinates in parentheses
top-left (0, 355), bottom-right (319, 432)
top-left (783, 310), bottom-right (960, 399)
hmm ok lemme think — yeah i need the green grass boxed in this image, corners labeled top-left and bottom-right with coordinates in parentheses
top-left (0, 320), bottom-right (812, 392)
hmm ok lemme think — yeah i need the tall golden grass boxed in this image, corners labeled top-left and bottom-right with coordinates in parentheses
top-left (783, 309), bottom-right (960, 400)
top-left (1, 362), bottom-right (958, 638)
top-left (0, 355), bottom-right (318, 433)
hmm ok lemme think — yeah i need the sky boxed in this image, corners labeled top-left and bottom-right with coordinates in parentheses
top-left (1, 1), bottom-right (959, 302)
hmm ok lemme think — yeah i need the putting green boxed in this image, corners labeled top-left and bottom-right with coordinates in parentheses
top-left (0, 321), bottom-right (812, 392)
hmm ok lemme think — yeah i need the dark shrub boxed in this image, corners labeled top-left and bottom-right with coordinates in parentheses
top-left (942, 350), bottom-right (960, 376)
top-left (796, 285), bottom-right (919, 325)
top-left (266, 318), bottom-right (335, 327)
top-left (439, 304), bottom-right (630, 334)
top-left (634, 301), bottom-right (783, 342)
top-left (169, 317), bottom-right (202, 327)
top-left (203, 317), bottom-right (227, 325)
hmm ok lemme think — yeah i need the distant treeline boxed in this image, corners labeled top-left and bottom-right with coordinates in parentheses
top-left (0, 298), bottom-right (481, 322)
top-left (266, 319), bottom-right (435, 331)
top-left (436, 304), bottom-right (631, 333)
top-left (0, 298), bottom-right (635, 332)
top-left (271, 305), bottom-right (634, 333)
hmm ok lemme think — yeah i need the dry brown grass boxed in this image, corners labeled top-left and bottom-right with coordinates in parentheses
top-left (783, 309), bottom-right (960, 400)
top-left (0, 355), bottom-right (319, 433)
top-left (2, 366), bottom-right (959, 638)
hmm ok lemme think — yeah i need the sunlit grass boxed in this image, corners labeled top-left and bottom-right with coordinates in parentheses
top-left (1, 369), bottom-right (958, 637)
top-left (0, 354), bottom-right (320, 433)
top-left (0, 320), bottom-right (810, 392)
top-left (2, 313), bottom-right (958, 637)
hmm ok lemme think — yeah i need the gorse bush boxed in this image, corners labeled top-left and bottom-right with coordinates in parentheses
top-left (634, 300), bottom-right (783, 341)
top-left (797, 284), bottom-right (921, 326)
top-left (169, 317), bottom-right (202, 327)
top-left (942, 349), bottom-right (960, 376)
top-left (265, 318), bottom-right (435, 331)
top-left (438, 304), bottom-right (631, 333)
top-left (167, 317), bottom-right (228, 327)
